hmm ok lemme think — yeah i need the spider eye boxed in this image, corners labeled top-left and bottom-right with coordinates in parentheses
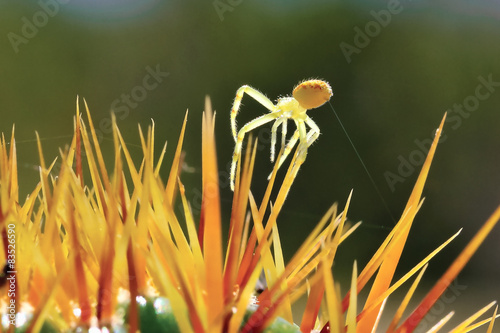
top-left (293, 79), bottom-right (333, 109)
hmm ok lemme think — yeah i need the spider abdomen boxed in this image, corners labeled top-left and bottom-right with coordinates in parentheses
top-left (292, 79), bottom-right (333, 110)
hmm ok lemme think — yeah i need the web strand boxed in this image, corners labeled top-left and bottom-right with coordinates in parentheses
top-left (328, 101), bottom-right (397, 224)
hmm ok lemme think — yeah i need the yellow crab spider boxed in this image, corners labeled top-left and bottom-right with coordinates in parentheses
top-left (230, 79), bottom-right (333, 191)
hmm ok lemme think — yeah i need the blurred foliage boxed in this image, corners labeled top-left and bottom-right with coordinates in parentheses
top-left (0, 0), bottom-right (499, 310)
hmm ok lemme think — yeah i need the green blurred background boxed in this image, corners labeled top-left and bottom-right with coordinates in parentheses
top-left (1, 0), bottom-right (499, 330)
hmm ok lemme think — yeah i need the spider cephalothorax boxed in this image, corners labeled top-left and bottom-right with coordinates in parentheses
top-left (230, 79), bottom-right (333, 191)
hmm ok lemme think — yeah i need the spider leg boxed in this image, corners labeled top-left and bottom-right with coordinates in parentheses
top-left (268, 128), bottom-right (300, 179)
top-left (296, 120), bottom-right (310, 164)
top-left (270, 117), bottom-right (285, 162)
top-left (231, 113), bottom-right (279, 191)
top-left (304, 116), bottom-right (320, 147)
top-left (281, 118), bottom-right (288, 148)
top-left (231, 85), bottom-right (276, 142)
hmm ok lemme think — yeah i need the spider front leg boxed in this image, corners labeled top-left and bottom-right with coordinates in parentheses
top-left (231, 113), bottom-right (279, 191)
top-left (231, 85), bottom-right (276, 142)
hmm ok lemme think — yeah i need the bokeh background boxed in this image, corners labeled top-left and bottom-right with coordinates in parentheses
top-left (1, 0), bottom-right (499, 330)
